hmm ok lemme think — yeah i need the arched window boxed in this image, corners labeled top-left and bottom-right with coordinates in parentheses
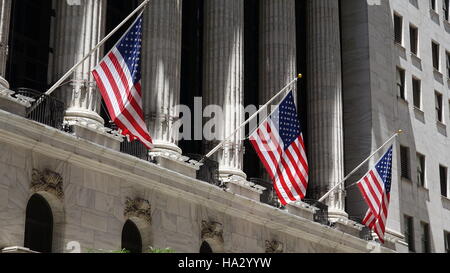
top-left (200, 241), bottom-right (213, 253)
top-left (121, 220), bottom-right (142, 253)
top-left (24, 194), bottom-right (53, 253)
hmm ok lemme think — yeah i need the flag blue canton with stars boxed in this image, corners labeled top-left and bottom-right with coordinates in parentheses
top-left (116, 14), bottom-right (143, 85)
top-left (375, 146), bottom-right (393, 193)
top-left (269, 91), bottom-right (302, 151)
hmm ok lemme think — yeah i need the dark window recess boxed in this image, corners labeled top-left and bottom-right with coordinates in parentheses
top-left (445, 231), bottom-right (450, 253)
top-left (396, 68), bottom-right (406, 99)
top-left (394, 14), bottom-right (403, 44)
top-left (24, 194), bottom-right (53, 253)
top-left (121, 220), bottom-right (142, 253)
top-left (200, 241), bottom-right (213, 253)
top-left (446, 52), bottom-right (450, 78)
top-left (412, 78), bottom-right (421, 109)
top-left (445, 0), bottom-right (450, 21)
top-left (400, 146), bottom-right (410, 180)
top-left (409, 25), bottom-right (418, 55)
top-left (440, 165), bottom-right (448, 197)
top-left (421, 222), bottom-right (431, 253)
top-left (179, 0), bottom-right (204, 156)
top-left (243, 0), bottom-right (260, 179)
top-left (416, 153), bottom-right (425, 187)
top-left (435, 92), bottom-right (443, 123)
top-left (404, 215), bottom-right (415, 252)
top-left (432, 42), bottom-right (440, 71)
top-left (6, 0), bottom-right (53, 91)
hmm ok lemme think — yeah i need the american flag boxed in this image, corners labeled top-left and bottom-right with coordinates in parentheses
top-left (249, 91), bottom-right (308, 205)
top-left (92, 14), bottom-right (153, 149)
top-left (357, 146), bottom-right (393, 243)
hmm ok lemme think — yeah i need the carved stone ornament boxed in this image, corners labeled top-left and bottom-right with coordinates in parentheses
top-left (201, 220), bottom-right (224, 243)
top-left (265, 240), bottom-right (284, 253)
top-left (31, 169), bottom-right (64, 199)
top-left (124, 197), bottom-right (152, 224)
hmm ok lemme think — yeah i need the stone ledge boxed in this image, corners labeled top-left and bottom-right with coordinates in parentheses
top-left (225, 176), bottom-right (265, 202)
top-left (0, 88), bottom-right (34, 117)
top-left (1, 246), bottom-right (39, 253)
top-left (286, 201), bottom-right (316, 221)
top-left (69, 122), bottom-right (124, 151)
top-left (150, 152), bottom-right (199, 179)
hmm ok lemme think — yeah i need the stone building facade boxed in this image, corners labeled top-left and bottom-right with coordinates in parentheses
top-left (0, 0), bottom-right (448, 253)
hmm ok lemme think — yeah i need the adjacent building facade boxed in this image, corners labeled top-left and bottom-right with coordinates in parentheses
top-left (0, 0), bottom-right (449, 253)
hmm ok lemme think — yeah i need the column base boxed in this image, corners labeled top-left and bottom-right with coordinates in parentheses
top-left (0, 76), bottom-right (9, 89)
top-left (64, 108), bottom-right (105, 127)
top-left (218, 167), bottom-right (247, 181)
top-left (149, 141), bottom-right (182, 156)
top-left (327, 208), bottom-right (349, 222)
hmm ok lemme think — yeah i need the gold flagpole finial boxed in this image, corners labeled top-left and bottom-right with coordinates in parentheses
top-left (397, 129), bottom-right (403, 134)
top-left (298, 73), bottom-right (303, 79)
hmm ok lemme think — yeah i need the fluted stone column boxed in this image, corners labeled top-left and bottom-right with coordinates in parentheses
top-left (203, 0), bottom-right (246, 180)
top-left (142, 0), bottom-right (183, 155)
top-left (307, 0), bottom-right (347, 220)
top-left (259, 0), bottom-right (297, 105)
top-left (52, 0), bottom-right (106, 126)
top-left (0, 0), bottom-right (11, 89)
top-left (259, 0), bottom-right (297, 183)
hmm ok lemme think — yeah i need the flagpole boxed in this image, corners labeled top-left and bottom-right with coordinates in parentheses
top-left (317, 129), bottom-right (403, 203)
top-left (27, 0), bottom-right (151, 114)
top-left (198, 74), bottom-right (302, 165)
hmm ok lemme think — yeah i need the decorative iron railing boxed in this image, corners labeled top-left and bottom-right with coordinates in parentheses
top-left (185, 154), bottom-right (221, 187)
top-left (303, 199), bottom-right (329, 226)
top-left (248, 178), bottom-right (282, 208)
top-left (120, 140), bottom-right (149, 161)
top-left (15, 88), bottom-right (65, 130)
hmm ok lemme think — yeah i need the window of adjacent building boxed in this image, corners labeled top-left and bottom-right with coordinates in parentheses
top-left (394, 13), bottom-right (403, 45)
top-left (410, 25), bottom-right (419, 55)
top-left (400, 146), bottom-right (411, 180)
top-left (431, 0), bottom-right (437, 11)
top-left (432, 42), bottom-right (440, 71)
top-left (445, 0), bottom-right (450, 21)
top-left (421, 222), bottom-right (431, 253)
top-left (121, 220), bottom-right (142, 253)
top-left (412, 77), bottom-right (421, 109)
top-left (445, 231), bottom-right (450, 253)
top-left (24, 194), bottom-right (53, 253)
top-left (440, 165), bottom-right (448, 197)
top-left (416, 153), bottom-right (426, 187)
top-left (397, 67), bottom-right (406, 100)
top-left (435, 91), bottom-right (444, 123)
top-left (404, 215), bottom-right (415, 252)
top-left (446, 51), bottom-right (450, 78)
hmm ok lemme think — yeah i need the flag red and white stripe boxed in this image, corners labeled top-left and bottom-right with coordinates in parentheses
top-left (92, 14), bottom-right (153, 149)
top-left (249, 91), bottom-right (308, 205)
top-left (357, 147), bottom-right (393, 243)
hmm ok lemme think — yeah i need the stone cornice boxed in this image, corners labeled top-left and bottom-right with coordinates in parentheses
top-left (0, 109), bottom-right (394, 253)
